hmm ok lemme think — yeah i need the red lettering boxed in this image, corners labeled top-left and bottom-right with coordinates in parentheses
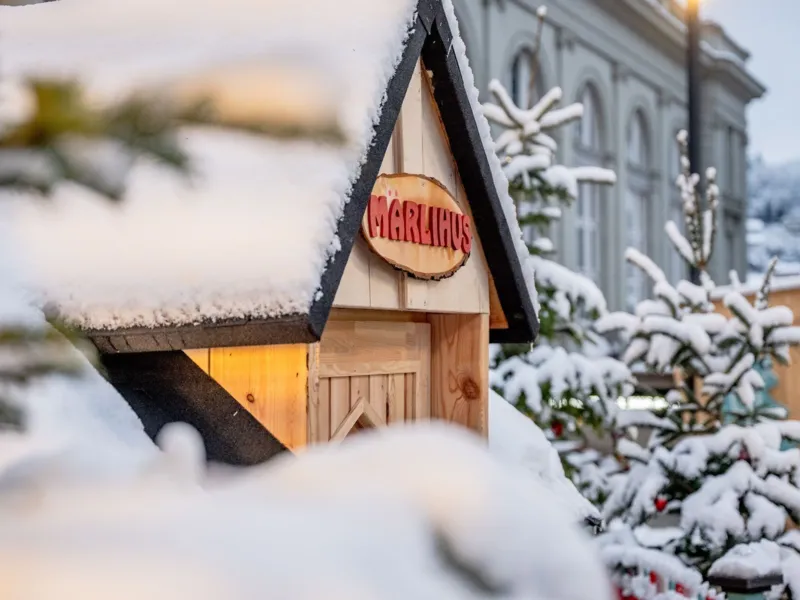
top-left (404, 201), bottom-right (420, 243)
top-left (388, 199), bottom-right (404, 241)
top-left (461, 217), bottom-right (472, 254)
top-left (452, 213), bottom-right (464, 251)
top-left (430, 207), bottom-right (440, 246)
top-left (419, 204), bottom-right (432, 245)
top-left (367, 195), bottom-right (389, 238)
top-left (438, 208), bottom-right (452, 249)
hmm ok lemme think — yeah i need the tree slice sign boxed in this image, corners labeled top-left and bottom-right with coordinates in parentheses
top-left (362, 173), bottom-right (472, 280)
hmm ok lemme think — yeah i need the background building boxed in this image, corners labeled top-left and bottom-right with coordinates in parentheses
top-left (453, 0), bottom-right (765, 310)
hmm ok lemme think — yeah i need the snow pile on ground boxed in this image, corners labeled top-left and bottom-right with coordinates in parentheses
top-left (0, 420), bottom-right (610, 600)
top-left (487, 389), bottom-right (601, 523)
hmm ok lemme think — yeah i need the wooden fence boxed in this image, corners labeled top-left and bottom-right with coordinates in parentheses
top-left (713, 281), bottom-right (800, 420)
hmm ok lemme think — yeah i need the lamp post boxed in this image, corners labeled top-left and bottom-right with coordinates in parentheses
top-left (686, 0), bottom-right (702, 284)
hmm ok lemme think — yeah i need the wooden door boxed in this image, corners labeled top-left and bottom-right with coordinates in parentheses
top-left (310, 321), bottom-right (431, 443)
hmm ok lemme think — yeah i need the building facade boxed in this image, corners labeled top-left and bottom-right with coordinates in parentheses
top-left (453, 0), bottom-right (765, 310)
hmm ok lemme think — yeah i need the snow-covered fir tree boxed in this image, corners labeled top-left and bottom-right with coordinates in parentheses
top-left (596, 131), bottom-right (800, 445)
top-left (593, 131), bottom-right (800, 598)
top-left (484, 7), bottom-right (634, 474)
top-left (600, 421), bottom-right (800, 597)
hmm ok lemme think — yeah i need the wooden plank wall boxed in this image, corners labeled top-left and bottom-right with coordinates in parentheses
top-left (333, 59), bottom-right (492, 316)
top-left (429, 313), bottom-right (490, 436)
top-left (185, 345), bottom-right (309, 450)
top-left (318, 309), bottom-right (490, 439)
top-left (713, 286), bottom-right (800, 419)
top-left (310, 318), bottom-right (431, 443)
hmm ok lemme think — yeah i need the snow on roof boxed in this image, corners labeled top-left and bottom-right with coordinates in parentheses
top-left (0, 0), bottom-right (416, 330)
top-left (0, 0), bottom-right (538, 330)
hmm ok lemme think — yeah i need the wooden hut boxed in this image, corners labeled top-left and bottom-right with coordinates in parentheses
top-left (5, 0), bottom-right (539, 464)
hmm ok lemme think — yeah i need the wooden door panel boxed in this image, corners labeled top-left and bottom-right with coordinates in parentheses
top-left (312, 321), bottom-right (431, 444)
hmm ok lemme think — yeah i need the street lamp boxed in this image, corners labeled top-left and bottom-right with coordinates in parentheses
top-left (686, 0), bottom-right (702, 284)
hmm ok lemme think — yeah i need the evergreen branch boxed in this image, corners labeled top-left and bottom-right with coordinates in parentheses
top-left (755, 256), bottom-right (779, 311)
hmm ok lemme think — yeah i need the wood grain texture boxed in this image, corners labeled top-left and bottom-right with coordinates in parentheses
top-left (331, 58), bottom-right (489, 316)
top-left (313, 320), bottom-right (431, 444)
top-left (207, 344), bottom-right (308, 450)
top-left (306, 343), bottom-right (321, 443)
top-left (417, 67), bottom-right (489, 315)
top-left (429, 313), bottom-right (489, 437)
top-left (328, 308), bottom-right (428, 323)
top-left (184, 348), bottom-right (210, 373)
top-left (488, 273), bottom-right (509, 329)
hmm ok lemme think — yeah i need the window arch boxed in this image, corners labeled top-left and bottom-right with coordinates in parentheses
top-left (574, 84), bottom-right (604, 281)
top-left (624, 110), bottom-right (653, 310)
top-left (576, 85), bottom-right (602, 151)
top-left (667, 128), bottom-right (687, 283)
top-left (626, 110), bottom-right (650, 169)
top-left (509, 48), bottom-right (545, 109)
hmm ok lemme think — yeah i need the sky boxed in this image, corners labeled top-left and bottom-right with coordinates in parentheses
top-left (703, 0), bottom-right (800, 165)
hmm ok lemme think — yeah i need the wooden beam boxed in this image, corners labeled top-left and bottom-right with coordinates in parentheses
top-left (207, 345), bottom-right (309, 451)
top-left (102, 351), bottom-right (288, 466)
top-left (307, 343), bottom-right (322, 444)
top-left (488, 273), bottom-right (509, 330)
top-left (428, 313), bottom-right (489, 437)
top-left (328, 308), bottom-right (428, 323)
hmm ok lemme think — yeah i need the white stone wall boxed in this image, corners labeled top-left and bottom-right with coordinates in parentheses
top-left (453, 0), bottom-right (763, 309)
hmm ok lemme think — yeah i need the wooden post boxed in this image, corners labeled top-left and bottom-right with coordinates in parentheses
top-left (428, 313), bottom-right (489, 437)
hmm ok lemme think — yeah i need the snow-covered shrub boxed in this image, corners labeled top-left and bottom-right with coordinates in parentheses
top-left (591, 131), bottom-right (800, 595)
top-left (597, 132), bottom-right (800, 446)
top-left (483, 11), bottom-right (633, 478)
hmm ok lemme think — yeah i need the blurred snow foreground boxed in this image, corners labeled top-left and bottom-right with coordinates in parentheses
top-left (0, 279), bottom-right (605, 599)
top-left (0, 388), bottom-right (609, 600)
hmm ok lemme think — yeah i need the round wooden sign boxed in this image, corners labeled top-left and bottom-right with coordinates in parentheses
top-left (361, 173), bottom-right (472, 281)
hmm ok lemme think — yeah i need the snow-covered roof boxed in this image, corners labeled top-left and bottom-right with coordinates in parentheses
top-left (0, 0), bottom-right (539, 347)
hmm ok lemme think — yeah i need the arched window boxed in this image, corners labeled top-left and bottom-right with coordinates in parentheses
top-left (577, 87), bottom-right (600, 150)
top-left (574, 85), bottom-right (604, 281)
top-left (624, 110), bottom-right (651, 310)
top-left (667, 129), bottom-right (687, 283)
top-left (626, 111), bottom-right (649, 168)
top-left (509, 48), bottom-right (545, 109)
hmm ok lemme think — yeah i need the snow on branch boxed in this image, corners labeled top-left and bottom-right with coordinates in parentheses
top-left (626, 249), bottom-right (667, 285)
top-left (570, 166), bottom-right (617, 186)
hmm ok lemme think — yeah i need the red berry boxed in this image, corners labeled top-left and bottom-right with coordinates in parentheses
top-left (654, 496), bottom-right (668, 512)
top-left (551, 421), bottom-right (563, 437)
top-left (649, 571), bottom-right (658, 584)
top-left (675, 583), bottom-right (685, 595)
top-left (739, 449), bottom-right (749, 461)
